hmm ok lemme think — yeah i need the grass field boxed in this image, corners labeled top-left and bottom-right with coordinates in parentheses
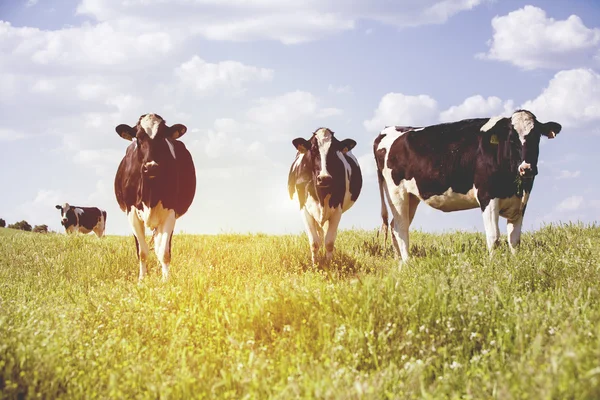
top-left (1, 223), bottom-right (600, 399)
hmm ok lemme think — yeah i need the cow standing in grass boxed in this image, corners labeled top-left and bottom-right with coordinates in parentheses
top-left (55, 203), bottom-right (106, 237)
top-left (374, 110), bottom-right (562, 266)
top-left (288, 128), bottom-right (362, 264)
top-left (114, 114), bottom-right (196, 281)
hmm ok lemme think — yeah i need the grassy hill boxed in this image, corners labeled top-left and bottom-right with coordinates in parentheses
top-left (1, 224), bottom-right (600, 399)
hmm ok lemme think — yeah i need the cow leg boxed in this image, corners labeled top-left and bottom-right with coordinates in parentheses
top-left (128, 210), bottom-right (148, 281)
top-left (388, 193), bottom-right (411, 266)
top-left (481, 199), bottom-right (500, 252)
top-left (301, 209), bottom-right (321, 264)
top-left (323, 209), bottom-right (343, 262)
top-left (507, 215), bottom-right (523, 254)
top-left (154, 210), bottom-right (176, 281)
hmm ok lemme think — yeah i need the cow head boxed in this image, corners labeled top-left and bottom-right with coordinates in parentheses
top-left (510, 110), bottom-right (562, 179)
top-left (292, 128), bottom-right (356, 198)
top-left (115, 114), bottom-right (187, 179)
top-left (55, 203), bottom-right (78, 228)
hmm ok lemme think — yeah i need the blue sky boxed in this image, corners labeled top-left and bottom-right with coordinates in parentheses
top-left (1, 0), bottom-right (599, 235)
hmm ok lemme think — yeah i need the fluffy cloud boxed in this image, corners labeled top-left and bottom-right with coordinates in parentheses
top-left (556, 170), bottom-right (581, 180)
top-left (478, 6), bottom-right (600, 70)
top-left (440, 95), bottom-right (514, 122)
top-left (521, 69), bottom-right (600, 127)
top-left (556, 196), bottom-right (584, 212)
top-left (363, 92), bottom-right (438, 132)
top-left (175, 56), bottom-right (274, 96)
top-left (76, 0), bottom-right (486, 44)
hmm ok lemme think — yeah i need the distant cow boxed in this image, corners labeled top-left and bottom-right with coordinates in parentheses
top-left (114, 113), bottom-right (196, 281)
top-left (288, 127), bottom-right (362, 263)
top-left (374, 110), bottom-right (562, 265)
top-left (55, 203), bottom-right (106, 237)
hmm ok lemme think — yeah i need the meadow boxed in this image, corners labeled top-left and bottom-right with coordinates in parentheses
top-left (1, 223), bottom-right (600, 399)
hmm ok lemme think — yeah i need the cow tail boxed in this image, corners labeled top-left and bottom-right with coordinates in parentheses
top-left (377, 166), bottom-right (389, 244)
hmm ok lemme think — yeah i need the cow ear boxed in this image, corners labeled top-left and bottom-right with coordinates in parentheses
top-left (116, 124), bottom-right (135, 141)
top-left (340, 139), bottom-right (357, 153)
top-left (170, 124), bottom-right (187, 139)
top-left (55, 205), bottom-right (62, 210)
top-left (542, 121), bottom-right (562, 139)
top-left (292, 138), bottom-right (310, 153)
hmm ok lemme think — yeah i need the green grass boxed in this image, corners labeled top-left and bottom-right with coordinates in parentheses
top-left (1, 223), bottom-right (600, 399)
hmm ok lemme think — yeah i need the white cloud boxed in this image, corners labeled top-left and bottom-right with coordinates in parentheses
top-left (328, 84), bottom-right (353, 94)
top-left (316, 107), bottom-right (344, 118)
top-left (440, 95), bottom-right (514, 122)
top-left (556, 170), bottom-right (581, 180)
top-left (556, 196), bottom-right (584, 212)
top-left (521, 69), bottom-right (600, 128)
top-left (175, 56), bottom-right (274, 96)
top-left (76, 0), bottom-right (486, 44)
top-left (0, 21), bottom-right (175, 73)
top-left (25, 0), bottom-right (39, 7)
top-left (363, 92), bottom-right (438, 132)
top-left (0, 128), bottom-right (26, 142)
top-left (478, 6), bottom-right (600, 70)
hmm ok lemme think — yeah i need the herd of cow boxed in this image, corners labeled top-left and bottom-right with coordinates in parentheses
top-left (54, 110), bottom-right (562, 280)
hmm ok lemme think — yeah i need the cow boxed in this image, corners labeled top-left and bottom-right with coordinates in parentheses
top-left (55, 203), bottom-right (106, 237)
top-left (374, 109), bottom-right (562, 266)
top-left (288, 127), bottom-right (362, 264)
top-left (114, 113), bottom-right (196, 281)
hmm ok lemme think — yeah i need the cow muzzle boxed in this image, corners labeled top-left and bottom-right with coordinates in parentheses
top-left (518, 162), bottom-right (537, 179)
top-left (61, 218), bottom-right (68, 225)
top-left (316, 174), bottom-right (333, 187)
top-left (143, 161), bottom-right (159, 178)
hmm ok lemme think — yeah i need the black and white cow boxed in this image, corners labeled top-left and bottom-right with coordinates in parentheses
top-left (374, 110), bottom-right (562, 265)
top-left (114, 113), bottom-right (196, 281)
top-left (288, 127), bottom-right (362, 263)
top-left (55, 203), bottom-right (106, 237)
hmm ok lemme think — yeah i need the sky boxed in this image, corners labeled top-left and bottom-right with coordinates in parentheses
top-left (1, 0), bottom-right (599, 236)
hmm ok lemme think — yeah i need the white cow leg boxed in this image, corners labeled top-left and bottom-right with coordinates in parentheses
top-left (507, 215), bottom-right (523, 254)
top-left (154, 211), bottom-right (176, 281)
top-left (128, 210), bottom-right (148, 281)
top-left (389, 194), bottom-right (411, 267)
top-left (324, 210), bottom-right (342, 262)
top-left (301, 209), bottom-right (321, 264)
top-left (482, 199), bottom-right (500, 253)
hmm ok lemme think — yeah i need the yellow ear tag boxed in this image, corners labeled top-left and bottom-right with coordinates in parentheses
top-left (342, 147), bottom-right (349, 154)
top-left (490, 134), bottom-right (499, 145)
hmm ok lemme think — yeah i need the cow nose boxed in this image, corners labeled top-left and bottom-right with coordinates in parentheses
top-left (61, 218), bottom-right (68, 224)
top-left (143, 161), bottom-right (159, 177)
top-left (316, 175), bottom-right (333, 187)
top-left (519, 162), bottom-right (537, 179)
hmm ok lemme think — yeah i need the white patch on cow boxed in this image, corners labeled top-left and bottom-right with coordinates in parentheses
top-left (136, 201), bottom-right (173, 231)
top-left (74, 208), bottom-right (84, 216)
top-left (165, 138), bottom-right (176, 159)
top-left (511, 111), bottom-right (535, 143)
top-left (132, 137), bottom-right (138, 149)
top-left (518, 161), bottom-right (531, 176)
top-left (315, 128), bottom-right (333, 179)
top-left (423, 186), bottom-right (479, 212)
top-left (140, 113), bottom-right (164, 139)
top-left (499, 192), bottom-right (529, 221)
top-left (480, 116), bottom-right (503, 132)
top-left (377, 128), bottom-right (406, 168)
top-left (482, 199), bottom-right (500, 251)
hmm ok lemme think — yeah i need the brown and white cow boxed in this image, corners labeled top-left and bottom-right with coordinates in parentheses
top-left (114, 113), bottom-right (196, 281)
top-left (374, 110), bottom-right (562, 266)
top-left (55, 203), bottom-right (106, 237)
top-left (288, 127), bottom-right (362, 263)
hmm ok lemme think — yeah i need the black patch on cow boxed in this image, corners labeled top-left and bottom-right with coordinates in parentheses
top-left (114, 115), bottom-right (196, 217)
top-left (288, 128), bottom-right (362, 210)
